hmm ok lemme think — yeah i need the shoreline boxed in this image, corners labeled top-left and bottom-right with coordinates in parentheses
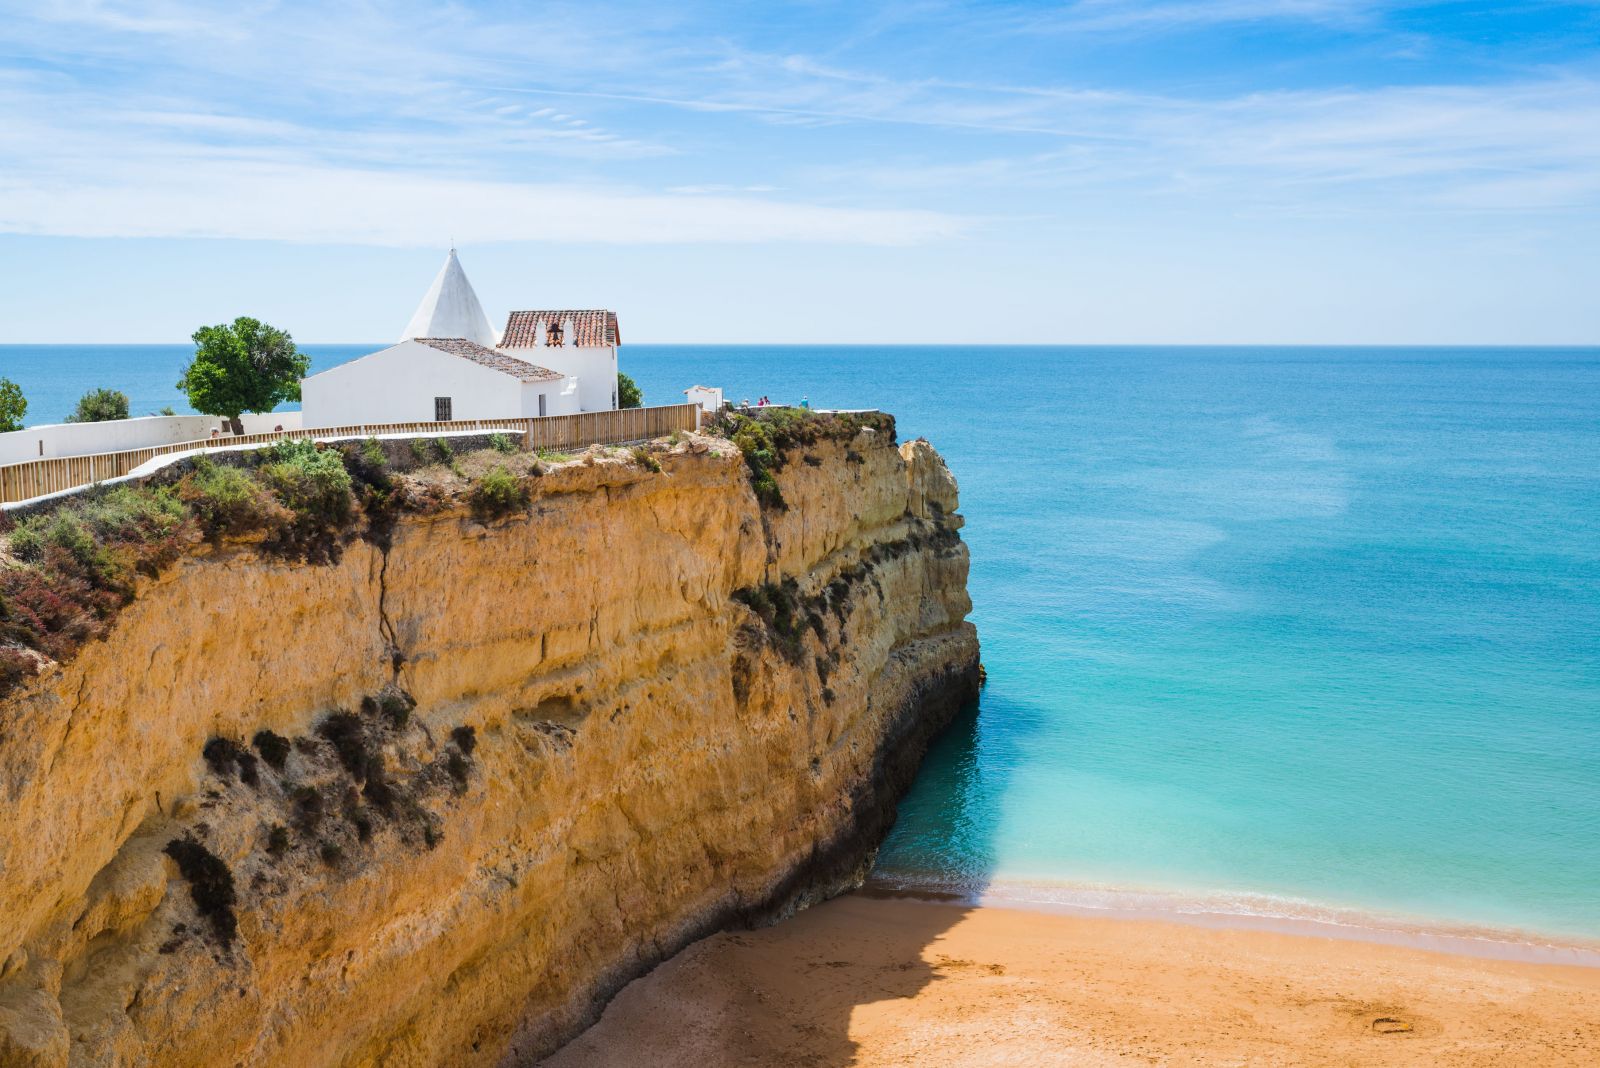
top-left (545, 891), bottom-right (1600, 1067)
top-left (864, 873), bottom-right (1600, 968)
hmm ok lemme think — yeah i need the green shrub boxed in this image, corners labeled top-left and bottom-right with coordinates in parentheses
top-left (6, 482), bottom-right (188, 652)
top-left (489, 432), bottom-right (517, 454)
top-left (8, 510), bottom-right (105, 575)
top-left (178, 459), bottom-right (286, 539)
top-left (9, 485), bottom-right (188, 587)
top-left (409, 439), bottom-right (432, 465)
top-left (630, 446), bottom-right (662, 473)
top-left (254, 440), bottom-right (354, 560)
top-left (266, 824), bottom-right (290, 856)
top-left (732, 579), bottom-right (807, 662)
top-left (728, 418), bottom-right (784, 509)
top-left (432, 438), bottom-right (454, 463)
top-left (471, 465), bottom-right (529, 520)
top-left (0, 377), bottom-right (24, 432)
top-left (260, 440), bottom-right (353, 523)
top-left (67, 388), bottom-right (130, 423)
top-left (0, 486), bottom-right (196, 698)
top-left (536, 449), bottom-right (573, 463)
top-left (361, 437), bottom-right (387, 469)
top-left (617, 371), bottom-right (643, 409)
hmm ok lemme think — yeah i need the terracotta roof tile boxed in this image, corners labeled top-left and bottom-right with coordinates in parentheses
top-left (413, 337), bottom-right (564, 382)
top-left (501, 310), bottom-right (620, 348)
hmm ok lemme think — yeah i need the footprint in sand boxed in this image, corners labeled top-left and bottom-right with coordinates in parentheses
top-left (1309, 998), bottom-right (1442, 1039)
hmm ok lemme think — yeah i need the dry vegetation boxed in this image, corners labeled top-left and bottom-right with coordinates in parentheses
top-left (0, 433), bottom-right (675, 697)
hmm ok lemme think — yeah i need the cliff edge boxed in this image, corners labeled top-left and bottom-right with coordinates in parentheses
top-left (0, 414), bottom-right (978, 1066)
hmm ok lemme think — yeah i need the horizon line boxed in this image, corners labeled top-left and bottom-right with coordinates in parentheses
top-left (4, 341), bottom-right (1599, 349)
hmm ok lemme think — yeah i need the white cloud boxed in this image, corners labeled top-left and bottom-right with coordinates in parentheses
top-left (2, 0), bottom-right (1598, 254)
top-left (1031, 0), bottom-right (1382, 33)
top-left (0, 159), bottom-right (965, 245)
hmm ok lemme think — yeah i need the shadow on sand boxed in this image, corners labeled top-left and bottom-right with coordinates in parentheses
top-left (541, 698), bottom-right (1028, 1067)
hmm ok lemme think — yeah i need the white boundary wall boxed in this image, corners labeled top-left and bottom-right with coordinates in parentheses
top-left (0, 412), bottom-right (305, 466)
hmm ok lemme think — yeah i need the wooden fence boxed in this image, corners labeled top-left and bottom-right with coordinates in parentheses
top-left (0, 404), bottom-right (701, 506)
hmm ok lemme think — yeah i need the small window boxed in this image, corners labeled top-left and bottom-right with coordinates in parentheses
top-left (434, 396), bottom-right (452, 421)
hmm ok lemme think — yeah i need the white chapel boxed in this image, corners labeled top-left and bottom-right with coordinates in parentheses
top-left (300, 250), bottom-right (623, 428)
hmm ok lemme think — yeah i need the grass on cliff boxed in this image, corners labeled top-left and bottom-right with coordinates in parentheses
top-left (732, 578), bottom-right (824, 664)
top-left (0, 436), bottom-right (547, 698)
top-left (1, 485), bottom-right (190, 692)
top-left (707, 407), bottom-right (894, 510)
top-left (470, 465), bottom-right (530, 521)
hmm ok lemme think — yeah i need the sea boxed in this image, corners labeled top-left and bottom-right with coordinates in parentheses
top-left (4, 343), bottom-right (1598, 948)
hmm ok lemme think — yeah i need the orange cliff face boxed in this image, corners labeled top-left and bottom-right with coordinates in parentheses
top-left (0, 418), bottom-right (978, 1067)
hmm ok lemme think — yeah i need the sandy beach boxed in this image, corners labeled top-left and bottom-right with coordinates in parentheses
top-left (544, 892), bottom-right (1600, 1067)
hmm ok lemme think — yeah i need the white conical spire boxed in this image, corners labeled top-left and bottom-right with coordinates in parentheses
top-left (400, 247), bottom-right (497, 347)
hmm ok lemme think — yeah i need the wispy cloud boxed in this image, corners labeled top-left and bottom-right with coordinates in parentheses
top-left (1, 0), bottom-right (1598, 253)
top-left (1021, 0), bottom-right (1383, 33)
top-left (0, 155), bottom-right (965, 245)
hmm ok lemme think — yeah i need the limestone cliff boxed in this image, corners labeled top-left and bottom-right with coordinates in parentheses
top-left (0, 419), bottom-right (977, 1067)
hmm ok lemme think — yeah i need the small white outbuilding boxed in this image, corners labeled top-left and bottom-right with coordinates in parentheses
top-left (683, 385), bottom-right (723, 414)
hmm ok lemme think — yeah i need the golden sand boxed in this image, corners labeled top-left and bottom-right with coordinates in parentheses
top-left (545, 892), bottom-right (1600, 1066)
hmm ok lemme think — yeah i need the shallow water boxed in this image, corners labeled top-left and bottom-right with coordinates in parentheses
top-left (5, 344), bottom-right (1598, 940)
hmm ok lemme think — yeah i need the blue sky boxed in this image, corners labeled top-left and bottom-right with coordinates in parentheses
top-left (1, 0), bottom-right (1597, 343)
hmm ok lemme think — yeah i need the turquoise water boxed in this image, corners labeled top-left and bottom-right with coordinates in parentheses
top-left (4, 345), bottom-right (1598, 940)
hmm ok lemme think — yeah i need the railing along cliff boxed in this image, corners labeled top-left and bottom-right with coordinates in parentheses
top-left (0, 403), bottom-right (701, 505)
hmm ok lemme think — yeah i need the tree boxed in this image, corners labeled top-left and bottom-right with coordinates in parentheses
top-left (179, 317), bottom-right (309, 433)
top-left (617, 371), bottom-right (643, 410)
top-left (0, 378), bottom-right (23, 432)
top-left (67, 387), bottom-right (130, 423)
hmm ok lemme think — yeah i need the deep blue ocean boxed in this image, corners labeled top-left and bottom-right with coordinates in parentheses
top-left (4, 344), bottom-right (1598, 941)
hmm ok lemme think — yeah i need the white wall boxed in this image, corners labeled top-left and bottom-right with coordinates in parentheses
top-left (503, 339), bottom-right (619, 413)
top-left (519, 377), bottom-right (581, 418)
top-left (239, 412), bottom-right (303, 434)
top-left (0, 415), bottom-right (209, 464)
top-left (683, 385), bottom-right (723, 413)
top-left (301, 340), bottom-right (535, 428)
top-left (0, 411), bottom-right (309, 466)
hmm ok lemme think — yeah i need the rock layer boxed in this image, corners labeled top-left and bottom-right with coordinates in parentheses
top-left (0, 423), bottom-right (978, 1067)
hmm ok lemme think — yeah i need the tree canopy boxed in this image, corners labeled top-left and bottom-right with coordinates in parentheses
top-left (617, 371), bottom-right (643, 410)
top-left (179, 317), bottom-right (309, 424)
top-left (67, 387), bottom-right (130, 423)
top-left (0, 378), bottom-right (24, 432)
